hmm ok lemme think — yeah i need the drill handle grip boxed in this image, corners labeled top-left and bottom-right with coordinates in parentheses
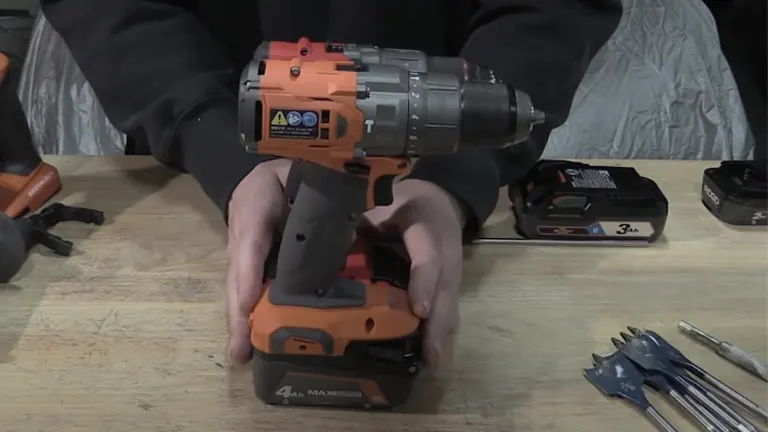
top-left (269, 161), bottom-right (369, 305)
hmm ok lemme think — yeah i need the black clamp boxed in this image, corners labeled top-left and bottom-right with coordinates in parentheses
top-left (20, 202), bottom-right (105, 256)
top-left (0, 203), bottom-right (105, 283)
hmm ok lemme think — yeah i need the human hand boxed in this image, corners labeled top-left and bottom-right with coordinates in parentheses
top-left (226, 158), bottom-right (292, 364)
top-left (362, 178), bottom-right (466, 368)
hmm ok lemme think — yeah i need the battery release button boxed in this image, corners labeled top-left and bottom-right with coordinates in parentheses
top-left (551, 195), bottom-right (588, 210)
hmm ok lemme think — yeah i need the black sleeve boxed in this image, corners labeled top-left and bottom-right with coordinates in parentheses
top-left (40, 0), bottom-right (272, 216)
top-left (405, 0), bottom-right (623, 237)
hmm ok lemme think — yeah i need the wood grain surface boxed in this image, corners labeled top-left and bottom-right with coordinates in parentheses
top-left (1, 156), bottom-right (766, 432)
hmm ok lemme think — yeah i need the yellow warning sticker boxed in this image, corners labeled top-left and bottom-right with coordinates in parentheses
top-left (271, 111), bottom-right (287, 126)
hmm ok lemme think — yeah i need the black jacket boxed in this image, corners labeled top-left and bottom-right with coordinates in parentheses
top-left (40, 0), bottom-right (622, 234)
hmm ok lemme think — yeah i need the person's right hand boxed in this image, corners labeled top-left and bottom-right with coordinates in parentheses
top-left (226, 158), bottom-right (292, 364)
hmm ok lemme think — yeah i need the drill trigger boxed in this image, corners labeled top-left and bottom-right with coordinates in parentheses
top-left (372, 175), bottom-right (396, 207)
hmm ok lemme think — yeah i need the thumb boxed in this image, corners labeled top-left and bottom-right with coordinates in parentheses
top-left (401, 222), bottom-right (441, 319)
top-left (227, 211), bottom-right (278, 364)
top-left (236, 225), bottom-right (275, 315)
top-left (226, 177), bottom-right (284, 364)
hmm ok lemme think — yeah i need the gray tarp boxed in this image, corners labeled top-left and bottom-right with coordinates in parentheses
top-left (18, 0), bottom-right (755, 160)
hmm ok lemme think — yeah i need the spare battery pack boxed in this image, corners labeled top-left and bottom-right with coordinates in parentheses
top-left (701, 161), bottom-right (767, 226)
top-left (509, 160), bottom-right (668, 242)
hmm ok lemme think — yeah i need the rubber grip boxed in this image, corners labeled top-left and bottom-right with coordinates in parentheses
top-left (269, 162), bottom-right (368, 302)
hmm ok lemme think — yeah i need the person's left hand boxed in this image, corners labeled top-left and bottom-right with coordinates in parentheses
top-left (362, 178), bottom-right (466, 368)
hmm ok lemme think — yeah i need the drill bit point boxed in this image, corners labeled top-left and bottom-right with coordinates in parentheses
top-left (620, 332), bottom-right (633, 343)
top-left (611, 337), bottom-right (624, 348)
top-left (592, 353), bottom-right (605, 365)
top-left (627, 326), bottom-right (641, 335)
top-left (532, 109), bottom-right (546, 125)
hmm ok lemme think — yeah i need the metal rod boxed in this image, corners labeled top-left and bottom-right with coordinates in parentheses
top-left (700, 373), bottom-right (768, 421)
top-left (682, 375), bottom-right (757, 432)
top-left (681, 393), bottom-right (729, 432)
top-left (668, 389), bottom-right (722, 431)
top-left (676, 376), bottom-right (743, 431)
top-left (645, 406), bottom-right (680, 432)
top-left (472, 238), bottom-right (650, 247)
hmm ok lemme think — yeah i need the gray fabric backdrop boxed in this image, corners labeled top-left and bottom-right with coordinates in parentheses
top-left (18, 0), bottom-right (755, 160)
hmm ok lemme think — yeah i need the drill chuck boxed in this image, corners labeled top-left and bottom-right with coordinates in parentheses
top-left (347, 63), bottom-right (543, 156)
top-left (459, 82), bottom-right (544, 149)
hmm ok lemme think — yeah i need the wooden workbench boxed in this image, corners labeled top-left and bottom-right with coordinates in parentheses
top-left (1, 156), bottom-right (766, 432)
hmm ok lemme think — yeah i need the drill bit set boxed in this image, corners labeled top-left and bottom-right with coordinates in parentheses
top-left (584, 326), bottom-right (768, 431)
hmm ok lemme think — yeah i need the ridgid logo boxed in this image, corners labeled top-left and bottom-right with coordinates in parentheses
top-left (703, 184), bottom-right (720, 207)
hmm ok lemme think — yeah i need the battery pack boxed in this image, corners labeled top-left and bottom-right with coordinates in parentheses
top-left (252, 239), bottom-right (423, 409)
top-left (701, 161), bottom-right (767, 226)
top-left (508, 160), bottom-right (668, 242)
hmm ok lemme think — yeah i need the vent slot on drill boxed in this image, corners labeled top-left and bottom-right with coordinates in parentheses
top-left (325, 43), bottom-right (344, 53)
top-left (335, 63), bottom-right (368, 72)
top-left (253, 101), bottom-right (263, 141)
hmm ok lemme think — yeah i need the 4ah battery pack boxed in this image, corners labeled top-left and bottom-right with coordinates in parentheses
top-left (508, 160), bottom-right (669, 243)
top-left (701, 161), bottom-right (767, 226)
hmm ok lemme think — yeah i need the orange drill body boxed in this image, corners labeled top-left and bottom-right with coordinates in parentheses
top-left (241, 57), bottom-right (423, 409)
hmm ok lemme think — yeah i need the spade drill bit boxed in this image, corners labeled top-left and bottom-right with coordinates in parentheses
top-left (678, 321), bottom-right (768, 382)
top-left (584, 349), bottom-right (678, 432)
top-left (614, 332), bottom-right (740, 432)
top-left (617, 332), bottom-right (757, 432)
top-left (611, 337), bottom-right (725, 432)
top-left (628, 326), bottom-right (768, 422)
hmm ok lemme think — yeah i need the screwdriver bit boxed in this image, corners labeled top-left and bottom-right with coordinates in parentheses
top-left (678, 321), bottom-right (768, 382)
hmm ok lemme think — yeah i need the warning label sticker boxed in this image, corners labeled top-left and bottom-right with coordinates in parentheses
top-left (563, 168), bottom-right (617, 189)
top-left (269, 109), bottom-right (319, 139)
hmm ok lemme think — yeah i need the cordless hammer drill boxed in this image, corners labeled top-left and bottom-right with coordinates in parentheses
top-left (238, 47), bottom-right (546, 409)
top-left (254, 37), bottom-right (499, 84)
